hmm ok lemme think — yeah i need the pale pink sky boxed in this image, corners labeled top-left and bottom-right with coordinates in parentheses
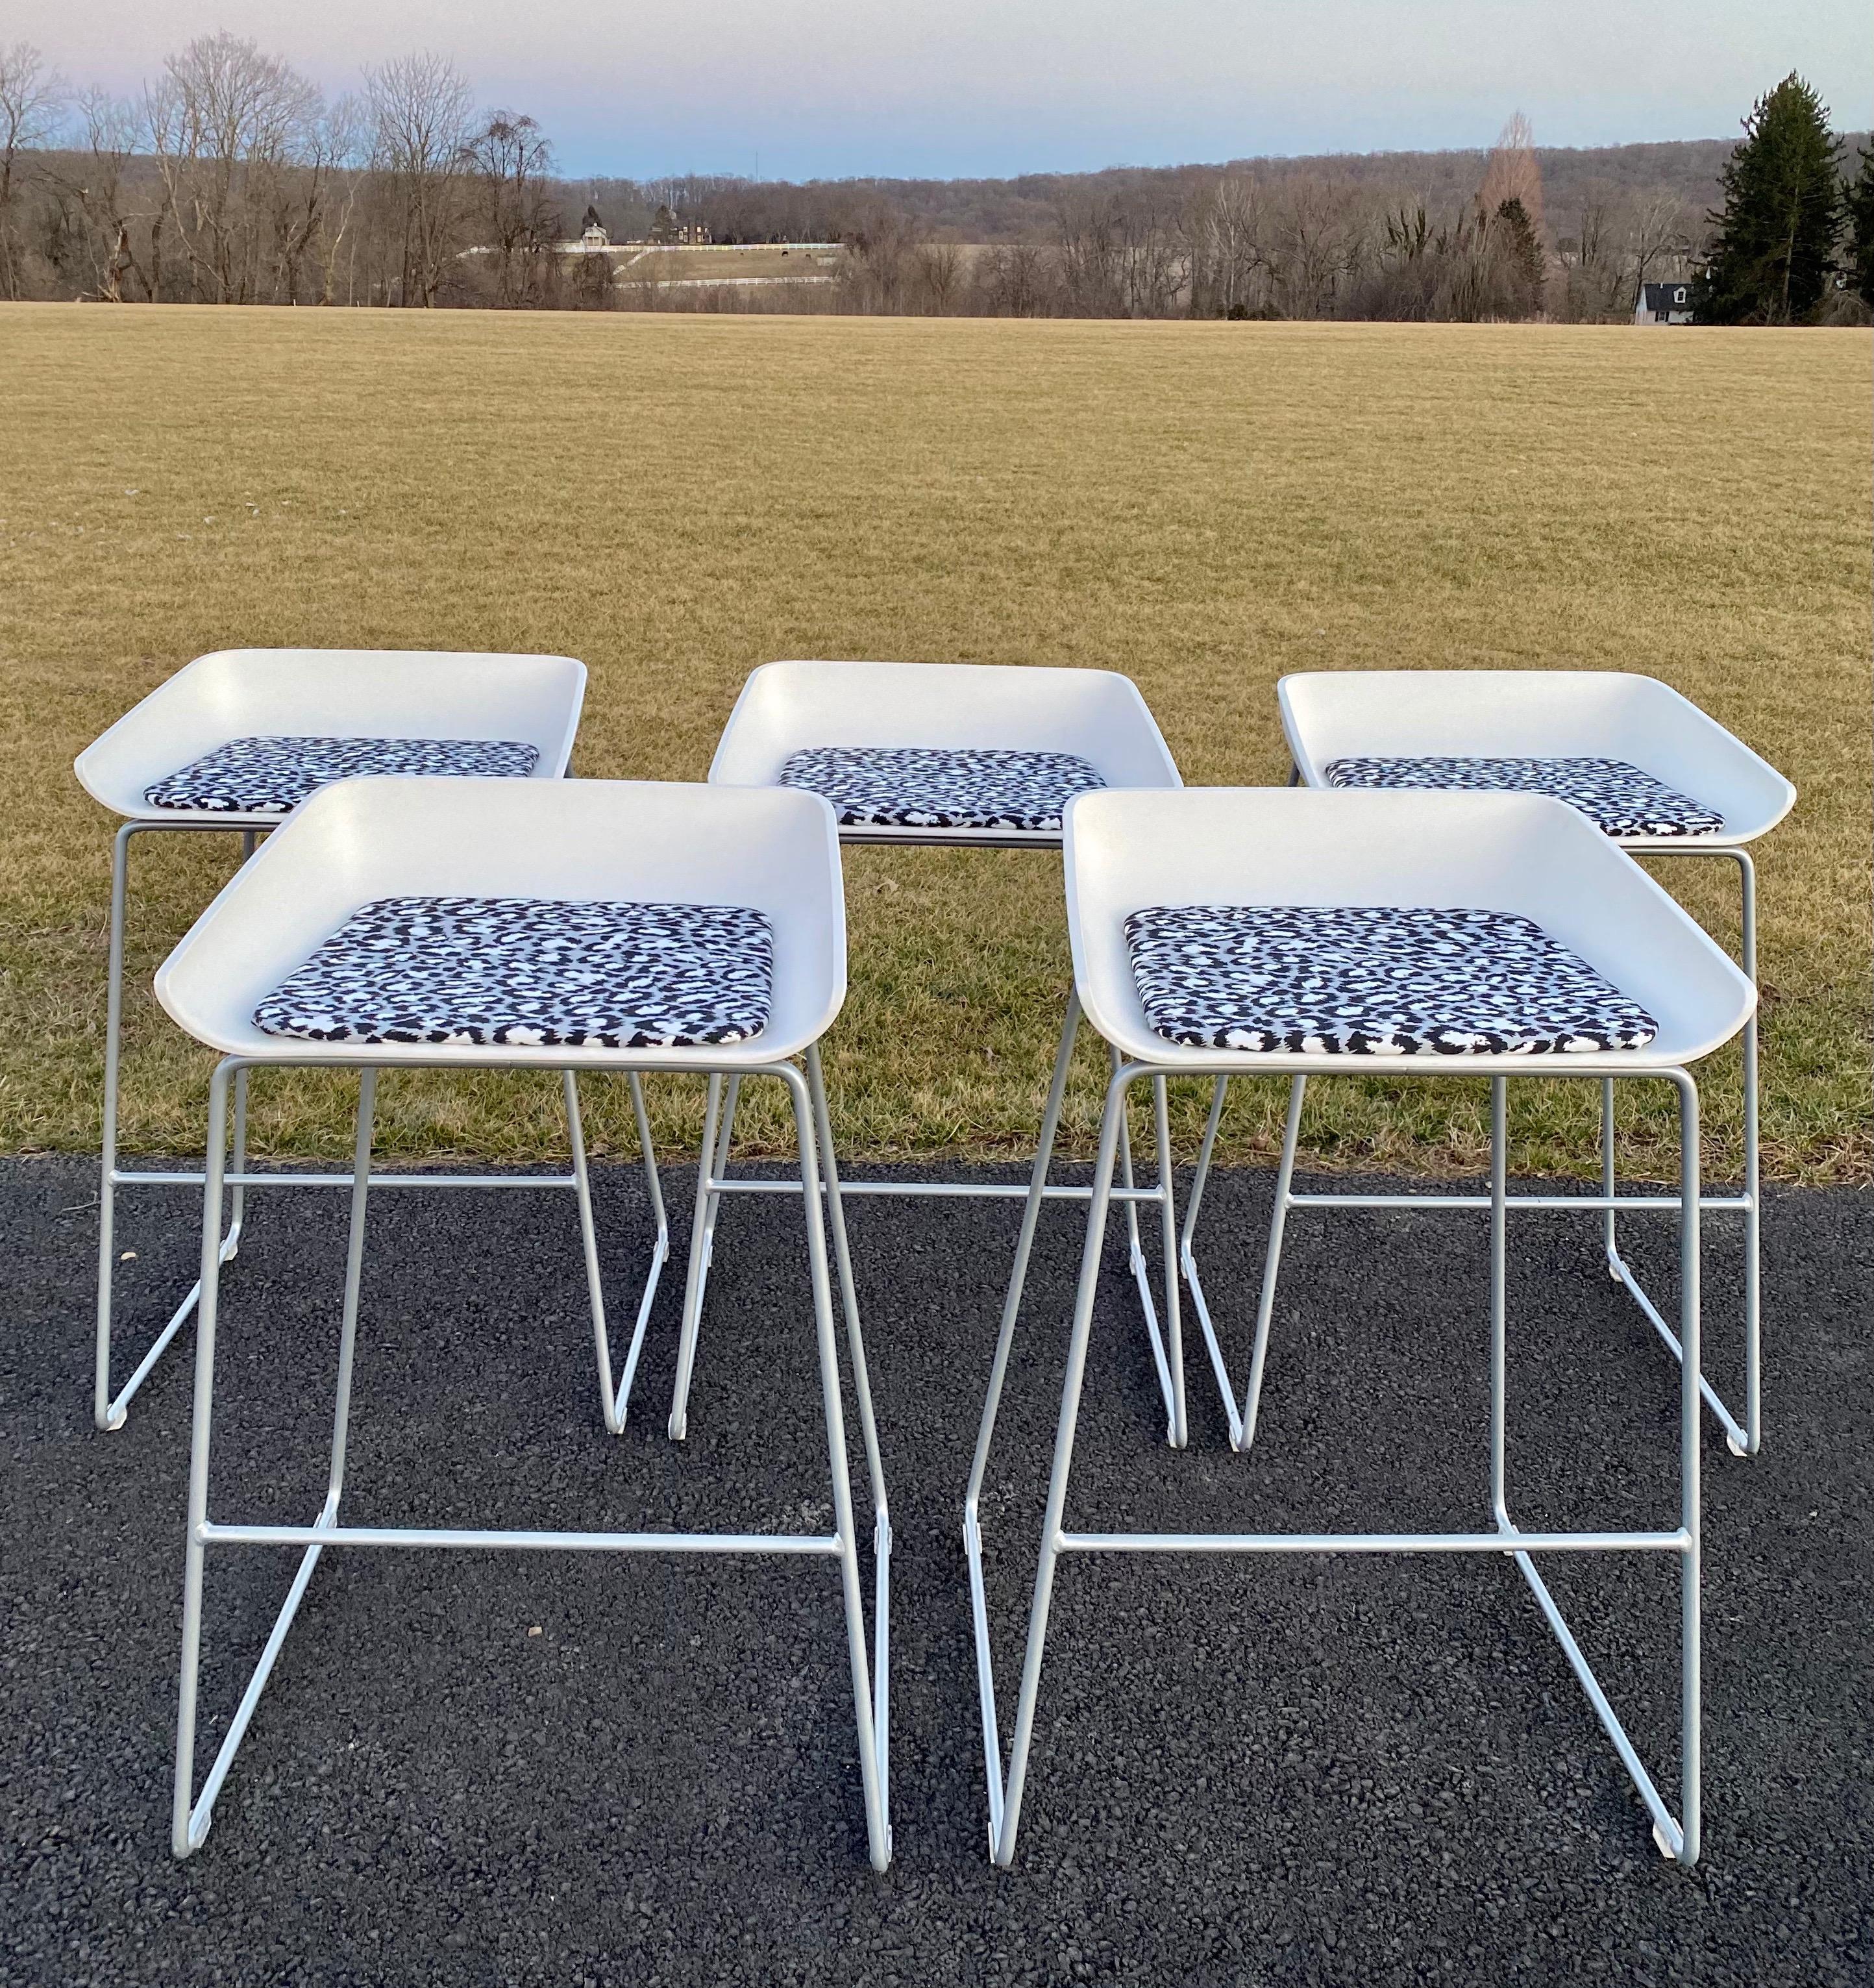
top-left (11, 0), bottom-right (1870, 179)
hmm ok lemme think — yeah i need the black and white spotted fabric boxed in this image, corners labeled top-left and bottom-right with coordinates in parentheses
top-left (1124, 904), bottom-right (1657, 1056)
top-left (254, 897), bottom-right (772, 1049)
top-left (145, 736), bottom-right (540, 814)
top-left (1322, 755), bottom-right (1723, 838)
top-left (777, 746), bottom-right (1106, 832)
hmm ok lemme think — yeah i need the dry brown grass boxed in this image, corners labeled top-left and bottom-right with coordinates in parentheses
top-left (615, 243), bottom-right (842, 282)
top-left (1, 304), bottom-right (1866, 1182)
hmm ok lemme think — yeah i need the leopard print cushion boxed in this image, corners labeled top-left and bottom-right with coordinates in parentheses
top-left (777, 745), bottom-right (1105, 832)
top-left (1124, 904), bottom-right (1657, 1056)
top-left (254, 897), bottom-right (772, 1049)
top-left (1322, 755), bottom-right (1723, 838)
top-left (146, 736), bottom-right (540, 814)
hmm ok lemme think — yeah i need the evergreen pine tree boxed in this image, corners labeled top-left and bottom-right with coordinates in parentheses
top-left (1846, 143), bottom-right (1874, 307)
top-left (1493, 197), bottom-right (1545, 316)
top-left (1697, 74), bottom-right (1842, 323)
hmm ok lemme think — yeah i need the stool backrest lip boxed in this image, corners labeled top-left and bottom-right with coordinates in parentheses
top-left (707, 659), bottom-right (1184, 802)
top-left (74, 647), bottom-right (588, 823)
top-left (1062, 786), bottom-right (1755, 1071)
top-left (1276, 669), bottom-right (1794, 849)
top-left (153, 777), bottom-right (846, 1067)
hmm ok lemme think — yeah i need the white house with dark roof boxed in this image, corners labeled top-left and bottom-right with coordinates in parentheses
top-left (1634, 280), bottom-right (1695, 325)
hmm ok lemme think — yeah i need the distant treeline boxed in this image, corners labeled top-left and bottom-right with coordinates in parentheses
top-left (1, 34), bottom-right (1868, 321)
top-left (580, 138), bottom-right (1744, 248)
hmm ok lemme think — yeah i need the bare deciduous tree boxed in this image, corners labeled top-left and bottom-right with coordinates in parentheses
top-left (1055, 194), bottom-right (1187, 317)
top-left (1479, 111), bottom-right (1547, 240)
top-left (1185, 175), bottom-right (1271, 317)
top-left (1552, 202), bottom-right (1627, 321)
top-left (467, 111), bottom-right (560, 306)
top-left (145, 32), bottom-right (325, 303)
top-left (975, 240), bottom-right (1057, 317)
top-left (913, 239), bottom-right (962, 313)
top-left (45, 89), bottom-right (145, 300)
top-left (1629, 190), bottom-right (1695, 291)
top-left (314, 96), bottom-right (367, 305)
top-left (367, 52), bottom-right (474, 306)
top-left (1272, 177), bottom-right (1365, 317)
top-left (0, 41), bottom-right (66, 299)
top-left (1475, 112), bottom-right (1553, 314)
top-left (832, 224), bottom-right (968, 316)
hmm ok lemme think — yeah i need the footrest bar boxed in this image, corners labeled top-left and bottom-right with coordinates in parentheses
top-left (703, 1177), bottom-right (1165, 1203)
top-left (1057, 1527), bottom-right (1688, 1555)
top-left (198, 1522), bottom-right (843, 1554)
top-left (114, 1169), bottom-right (583, 1191)
top-left (1285, 1191), bottom-right (1749, 1213)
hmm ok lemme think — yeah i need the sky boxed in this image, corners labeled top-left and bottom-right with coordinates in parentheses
top-left (12, 0), bottom-right (1872, 181)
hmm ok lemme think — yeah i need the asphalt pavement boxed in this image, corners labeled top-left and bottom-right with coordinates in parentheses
top-left (3, 1150), bottom-right (1869, 1986)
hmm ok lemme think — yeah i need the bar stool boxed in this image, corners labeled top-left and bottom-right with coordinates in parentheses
top-left (968, 786), bottom-right (1754, 1869)
top-left (151, 775), bottom-right (891, 1867)
top-left (682, 659), bottom-right (1192, 1445)
top-left (1199, 669), bottom-right (1794, 1457)
top-left (73, 648), bottom-right (672, 1436)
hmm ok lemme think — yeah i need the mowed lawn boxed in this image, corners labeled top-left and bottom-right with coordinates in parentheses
top-left (1, 305), bottom-right (1867, 1182)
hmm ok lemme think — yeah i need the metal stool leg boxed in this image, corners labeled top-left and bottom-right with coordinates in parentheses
top-left (1503, 1071), bottom-right (1703, 1867)
top-left (226, 1067), bottom-right (250, 1258)
top-left (174, 1065), bottom-right (376, 1856)
top-left (804, 1044), bottom-right (892, 1841)
top-left (1600, 1075), bottom-right (1620, 1274)
top-left (567, 1071), bottom-right (672, 1435)
top-left (669, 1073), bottom-right (741, 1441)
top-left (1603, 851), bottom-right (1755, 1456)
top-left (964, 995), bottom-right (1080, 1843)
top-left (694, 1073), bottom-right (743, 1319)
top-left (1237, 1074), bottom-right (1306, 1454)
top-left (93, 823), bottom-right (135, 1430)
top-left (670, 1075), bottom-right (723, 1441)
top-left (222, 833), bottom-right (258, 1261)
top-left (1676, 1069), bottom-right (1705, 1863)
top-left (1490, 1078), bottom-right (1512, 1532)
top-left (988, 1064), bottom-right (1130, 1865)
top-left (1740, 1004), bottom-right (1760, 1454)
top-left (1112, 1046), bottom-right (1172, 1411)
top-left (965, 997), bottom-right (1081, 1517)
top-left (1150, 1075), bottom-right (1187, 1448)
top-left (1738, 853), bottom-right (1761, 1456)
top-left (1180, 1078), bottom-right (1227, 1267)
top-left (1109, 1043), bottom-right (1181, 1435)
top-left (97, 825), bottom-right (254, 1432)
top-left (782, 1060), bottom-right (891, 1869)
top-left (1183, 1072), bottom-right (1305, 1451)
top-left (806, 1048), bottom-right (887, 1519)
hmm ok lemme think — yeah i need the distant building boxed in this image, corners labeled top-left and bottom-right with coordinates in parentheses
top-left (645, 204), bottom-right (711, 247)
top-left (1634, 280), bottom-right (1694, 325)
top-left (578, 206), bottom-right (609, 250)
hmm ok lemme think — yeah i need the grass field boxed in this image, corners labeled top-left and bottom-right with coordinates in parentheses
top-left (1, 304), bottom-right (1867, 1183)
top-left (611, 243), bottom-right (844, 289)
